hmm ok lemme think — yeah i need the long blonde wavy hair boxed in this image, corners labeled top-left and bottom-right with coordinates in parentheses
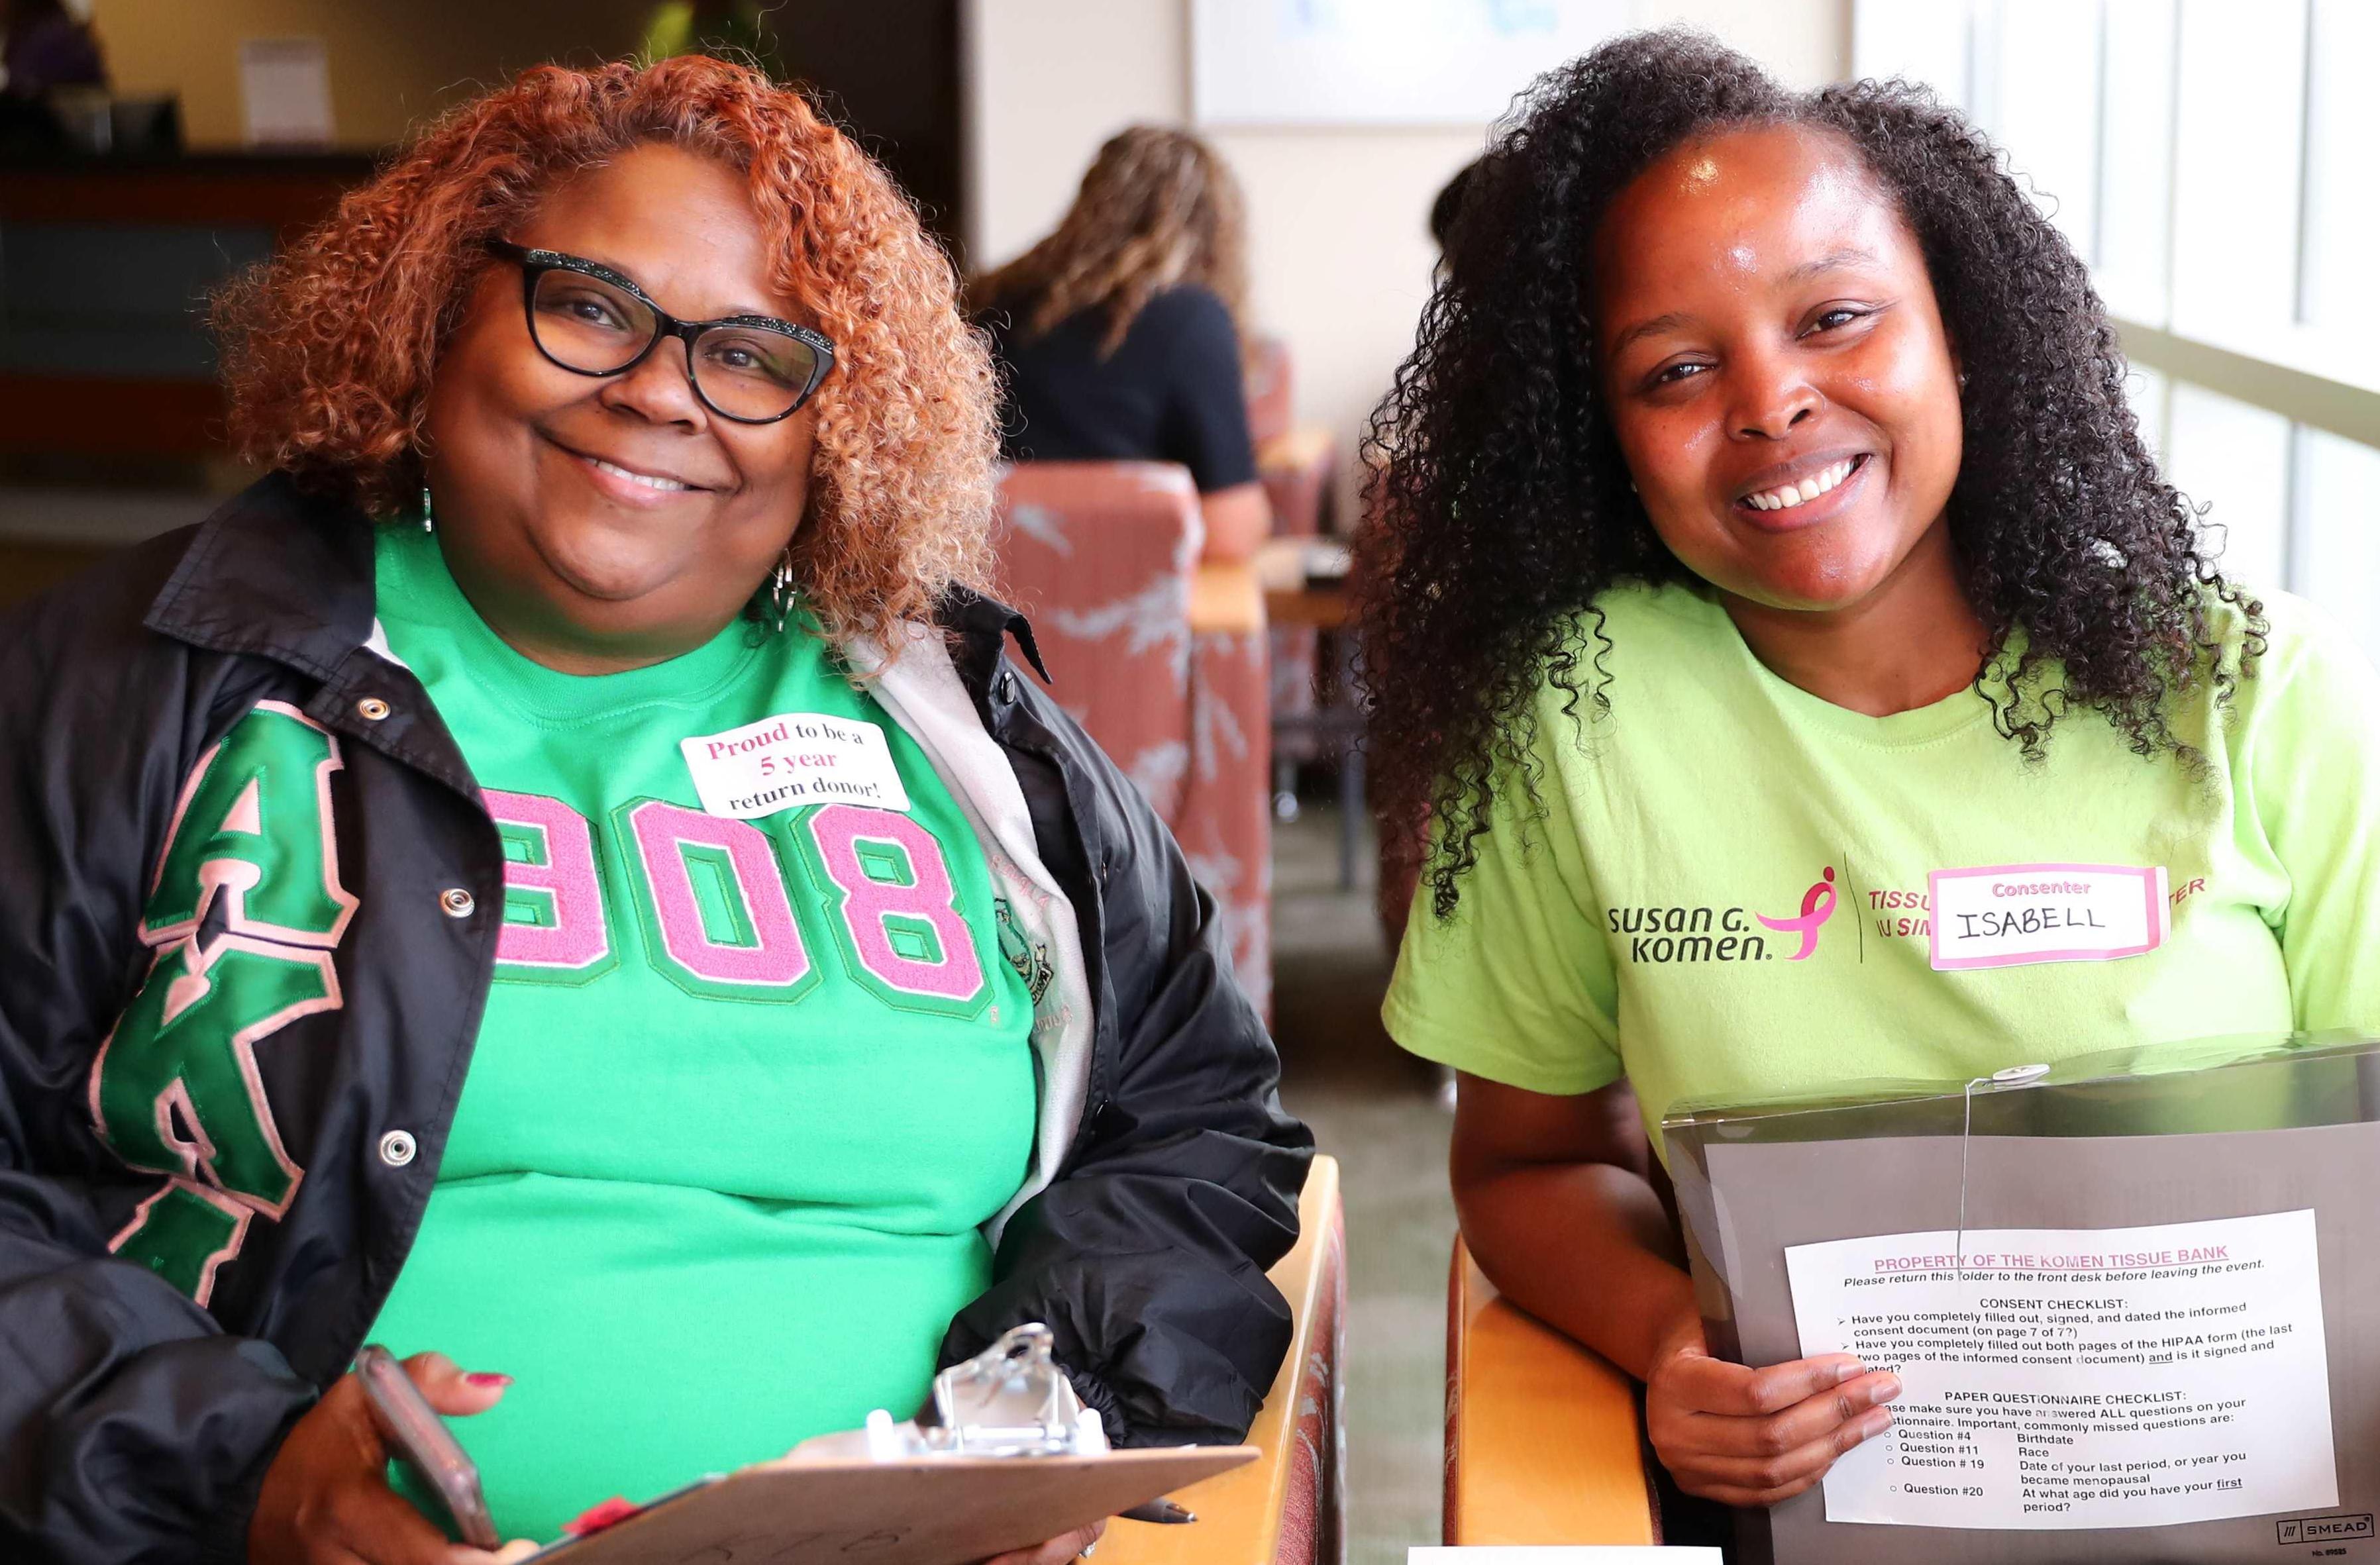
top-left (976, 125), bottom-right (1251, 359)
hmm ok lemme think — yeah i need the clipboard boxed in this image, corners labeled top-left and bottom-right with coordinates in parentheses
top-left (528, 1445), bottom-right (1253, 1565)
top-left (529, 1326), bottom-right (1257, 1565)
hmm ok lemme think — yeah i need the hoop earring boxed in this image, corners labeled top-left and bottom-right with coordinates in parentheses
top-left (419, 485), bottom-right (435, 534)
top-left (766, 547), bottom-right (797, 634)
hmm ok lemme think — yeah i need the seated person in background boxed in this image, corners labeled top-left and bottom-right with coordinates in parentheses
top-left (976, 126), bottom-right (1272, 562)
top-left (1358, 27), bottom-right (2380, 1531)
top-left (0, 56), bottom-right (1309, 1565)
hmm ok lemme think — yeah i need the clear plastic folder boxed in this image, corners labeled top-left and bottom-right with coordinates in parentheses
top-left (1660, 1030), bottom-right (2380, 1565)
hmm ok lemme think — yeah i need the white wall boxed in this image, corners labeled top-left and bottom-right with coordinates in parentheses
top-left (963, 0), bottom-right (1852, 521)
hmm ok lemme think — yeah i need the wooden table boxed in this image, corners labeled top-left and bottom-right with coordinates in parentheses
top-left (1095, 540), bottom-right (1346, 637)
top-left (1253, 539), bottom-right (1364, 886)
top-left (1256, 425), bottom-right (1335, 478)
top-left (1188, 560), bottom-right (1265, 634)
top-left (1262, 579), bottom-right (1349, 632)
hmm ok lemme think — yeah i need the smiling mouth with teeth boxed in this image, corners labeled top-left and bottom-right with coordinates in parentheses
top-left (1743, 454), bottom-right (1865, 512)
top-left (588, 456), bottom-right (693, 493)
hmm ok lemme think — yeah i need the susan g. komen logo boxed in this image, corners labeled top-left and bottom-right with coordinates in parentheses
top-left (1757, 866), bottom-right (1838, 960)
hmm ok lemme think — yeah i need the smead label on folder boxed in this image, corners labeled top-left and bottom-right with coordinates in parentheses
top-left (1929, 863), bottom-right (2167, 971)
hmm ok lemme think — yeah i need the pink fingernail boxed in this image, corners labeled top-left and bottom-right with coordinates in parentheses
top-left (1871, 1376), bottom-right (1902, 1406)
top-left (466, 1372), bottom-right (513, 1388)
top-left (1832, 1360), bottom-right (1863, 1385)
top-left (1863, 1407), bottom-right (1894, 1439)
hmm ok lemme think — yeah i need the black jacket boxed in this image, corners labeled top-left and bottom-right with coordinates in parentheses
top-left (0, 475), bottom-right (1312, 1564)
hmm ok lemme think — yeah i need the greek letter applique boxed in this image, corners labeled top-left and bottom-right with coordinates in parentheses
top-left (90, 703), bottom-right (356, 1304)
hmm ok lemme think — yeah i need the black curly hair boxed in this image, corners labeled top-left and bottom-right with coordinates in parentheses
top-left (1356, 28), bottom-right (2262, 921)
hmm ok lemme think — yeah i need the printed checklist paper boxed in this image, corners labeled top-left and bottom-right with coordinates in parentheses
top-left (1785, 1211), bottom-right (2336, 1530)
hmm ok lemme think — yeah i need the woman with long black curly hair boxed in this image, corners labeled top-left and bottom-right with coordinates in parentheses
top-left (1365, 30), bottom-right (2380, 1513)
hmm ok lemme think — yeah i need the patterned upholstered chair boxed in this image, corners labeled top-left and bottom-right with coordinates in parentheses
top-left (1100, 1156), bottom-right (1345, 1565)
top-left (991, 462), bottom-right (1272, 1014)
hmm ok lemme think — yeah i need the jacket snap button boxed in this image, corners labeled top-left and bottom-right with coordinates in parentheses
top-left (378, 1129), bottom-right (417, 1167)
top-left (439, 887), bottom-right (476, 918)
top-left (996, 670), bottom-right (1018, 703)
top-left (356, 697), bottom-right (391, 721)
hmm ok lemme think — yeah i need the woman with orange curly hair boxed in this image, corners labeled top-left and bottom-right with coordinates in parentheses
top-left (0, 58), bottom-right (1306, 1565)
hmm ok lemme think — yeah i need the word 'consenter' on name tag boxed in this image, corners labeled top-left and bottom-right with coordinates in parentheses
top-left (680, 712), bottom-right (911, 819)
top-left (1928, 862), bottom-right (2168, 971)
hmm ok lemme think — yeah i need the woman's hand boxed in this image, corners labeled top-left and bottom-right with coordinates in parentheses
top-left (1643, 1316), bottom-right (1900, 1508)
top-left (977, 1519), bottom-right (1106, 1564)
top-left (250, 1351), bottom-right (538, 1565)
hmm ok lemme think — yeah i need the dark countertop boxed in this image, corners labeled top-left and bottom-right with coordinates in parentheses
top-left (0, 151), bottom-right (380, 230)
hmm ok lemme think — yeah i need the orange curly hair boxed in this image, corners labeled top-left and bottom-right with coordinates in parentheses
top-left (214, 55), bottom-right (997, 640)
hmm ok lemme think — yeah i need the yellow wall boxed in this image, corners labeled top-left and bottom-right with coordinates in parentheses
top-left (89, 0), bottom-right (653, 148)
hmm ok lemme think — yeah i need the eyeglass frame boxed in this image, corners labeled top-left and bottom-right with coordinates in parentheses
top-left (484, 240), bottom-right (836, 425)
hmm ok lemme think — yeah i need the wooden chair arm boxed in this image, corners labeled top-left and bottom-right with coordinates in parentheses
top-left (1098, 1155), bottom-right (1341, 1565)
top-left (1444, 1235), bottom-right (1657, 1546)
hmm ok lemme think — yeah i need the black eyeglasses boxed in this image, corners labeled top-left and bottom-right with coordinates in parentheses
top-left (486, 240), bottom-right (835, 425)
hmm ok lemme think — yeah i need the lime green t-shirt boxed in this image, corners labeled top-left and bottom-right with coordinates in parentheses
top-left (1384, 581), bottom-right (2380, 1156)
top-left (365, 525), bottom-right (1036, 1540)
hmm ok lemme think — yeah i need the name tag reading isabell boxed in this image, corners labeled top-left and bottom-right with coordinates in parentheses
top-left (1929, 862), bottom-right (2169, 972)
top-left (679, 712), bottom-right (911, 819)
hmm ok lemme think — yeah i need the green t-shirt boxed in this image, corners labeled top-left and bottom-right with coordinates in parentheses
top-left (1384, 581), bottom-right (2380, 1157)
top-left (366, 525), bottom-right (1036, 1540)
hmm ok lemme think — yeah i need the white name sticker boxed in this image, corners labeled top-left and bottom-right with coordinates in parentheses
top-left (1928, 862), bottom-right (2167, 971)
top-left (678, 712), bottom-right (911, 819)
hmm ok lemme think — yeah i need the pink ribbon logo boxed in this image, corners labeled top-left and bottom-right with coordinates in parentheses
top-left (1757, 865), bottom-right (1837, 961)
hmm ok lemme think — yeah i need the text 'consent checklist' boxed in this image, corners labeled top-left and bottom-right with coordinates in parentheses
top-left (1786, 1211), bottom-right (2336, 1530)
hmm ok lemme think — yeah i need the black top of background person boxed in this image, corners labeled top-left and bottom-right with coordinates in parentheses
top-left (984, 283), bottom-right (1259, 493)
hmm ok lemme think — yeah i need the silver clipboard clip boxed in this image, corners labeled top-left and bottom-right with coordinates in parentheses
top-left (862, 1323), bottom-right (1110, 1460)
